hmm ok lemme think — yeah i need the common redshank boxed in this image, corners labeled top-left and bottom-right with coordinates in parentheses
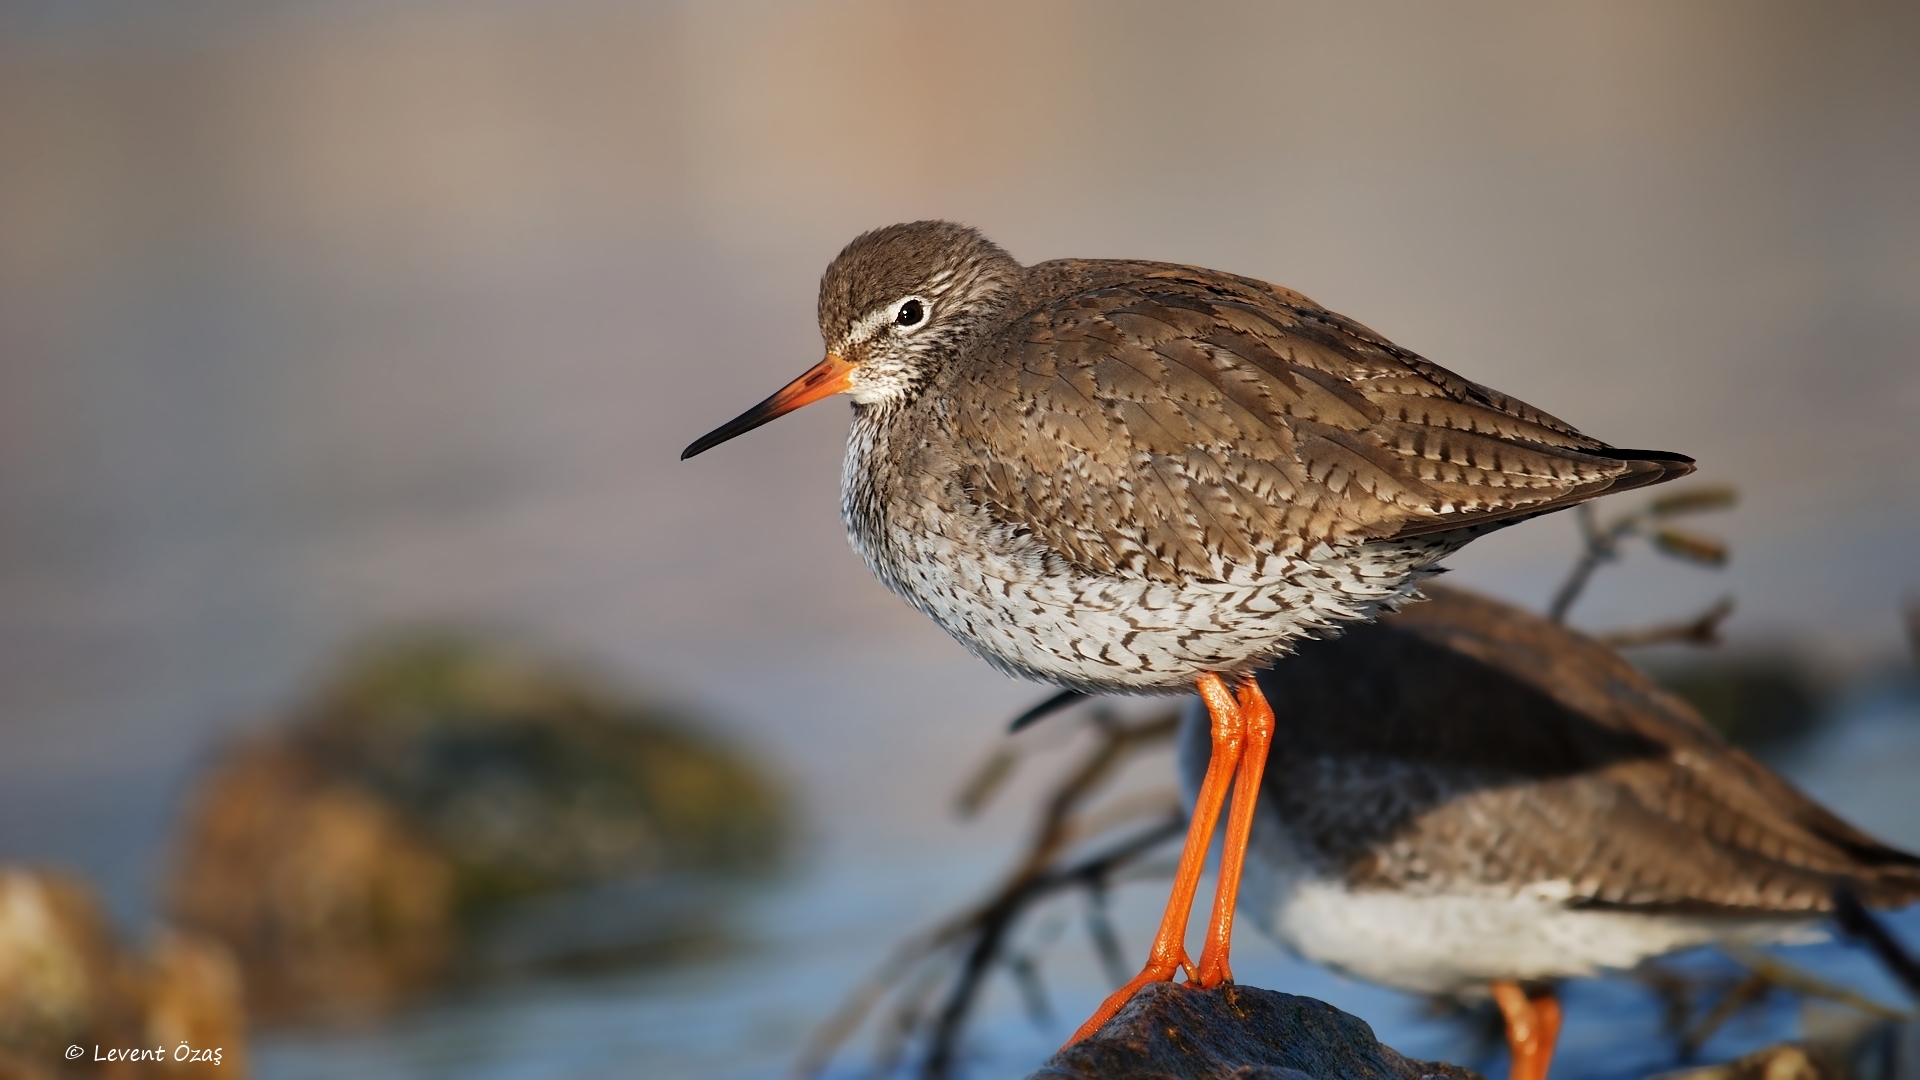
top-left (681, 221), bottom-right (1696, 1044)
top-left (1167, 585), bottom-right (1920, 1080)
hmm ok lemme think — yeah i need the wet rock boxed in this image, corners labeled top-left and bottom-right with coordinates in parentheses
top-left (1030, 982), bottom-right (1482, 1080)
top-left (165, 634), bottom-right (789, 1016)
top-left (137, 929), bottom-right (247, 1076)
top-left (164, 740), bottom-right (456, 1015)
top-left (0, 867), bottom-right (244, 1079)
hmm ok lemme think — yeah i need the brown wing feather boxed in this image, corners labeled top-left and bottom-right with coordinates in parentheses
top-left (945, 260), bottom-right (1692, 582)
top-left (1256, 586), bottom-right (1920, 914)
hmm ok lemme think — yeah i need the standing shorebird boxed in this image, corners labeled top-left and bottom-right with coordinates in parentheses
top-left (681, 221), bottom-right (1695, 1044)
top-left (1171, 585), bottom-right (1920, 1080)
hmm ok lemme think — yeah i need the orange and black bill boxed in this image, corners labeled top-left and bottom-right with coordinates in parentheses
top-left (681, 353), bottom-right (855, 460)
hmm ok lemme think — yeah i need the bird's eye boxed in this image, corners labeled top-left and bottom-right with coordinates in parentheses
top-left (895, 298), bottom-right (928, 328)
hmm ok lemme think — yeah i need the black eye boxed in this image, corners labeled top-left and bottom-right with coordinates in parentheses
top-left (896, 299), bottom-right (926, 327)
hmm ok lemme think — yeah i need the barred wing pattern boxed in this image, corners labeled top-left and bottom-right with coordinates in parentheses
top-left (946, 261), bottom-right (1688, 584)
top-left (1255, 587), bottom-right (1920, 915)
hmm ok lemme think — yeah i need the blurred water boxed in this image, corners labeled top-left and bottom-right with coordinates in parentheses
top-left (239, 683), bottom-right (1920, 1080)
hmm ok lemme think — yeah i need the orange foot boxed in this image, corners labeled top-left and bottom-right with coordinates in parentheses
top-left (1064, 673), bottom-right (1276, 1044)
top-left (1492, 981), bottom-right (1562, 1080)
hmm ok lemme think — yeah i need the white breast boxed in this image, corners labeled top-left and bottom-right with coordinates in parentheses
top-left (1264, 873), bottom-right (1811, 994)
top-left (843, 415), bottom-right (1464, 692)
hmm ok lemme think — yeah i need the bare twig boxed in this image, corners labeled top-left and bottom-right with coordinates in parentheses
top-left (1547, 504), bottom-right (1615, 624)
top-left (793, 707), bottom-right (1185, 1080)
top-left (1679, 970), bottom-right (1771, 1055)
top-left (1596, 597), bottom-right (1736, 649)
top-left (954, 746), bottom-right (1020, 819)
top-left (1546, 486), bottom-right (1737, 627)
top-left (1648, 488), bottom-right (1740, 517)
top-left (1903, 596), bottom-right (1920, 667)
top-left (919, 814), bottom-right (1184, 1079)
top-left (1832, 886), bottom-right (1920, 1002)
top-left (1720, 944), bottom-right (1908, 1020)
top-left (1633, 964), bottom-right (1711, 1046)
top-left (1631, 937), bottom-right (1903, 1059)
top-left (791, 925), bottom-right (955, 1079)
top-left (1082, 882), bottom-right (1130, 988)
top-left (869, 964), bottom-right (949, 1080)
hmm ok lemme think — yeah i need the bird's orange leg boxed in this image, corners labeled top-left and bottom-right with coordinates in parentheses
top-left (1491, 981), bottom-right (1562, 1080)
top-left (1063, 673), bottom-right (1246, 1046)
top-left (1192, 675), bottom-right (1276, 988)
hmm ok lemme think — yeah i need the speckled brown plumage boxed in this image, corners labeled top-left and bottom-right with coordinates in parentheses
top-left (1177, 585), bottom-right (1920, 992)
top-left (685, 221), bottom-right (1707, 1049)
top-left (950, 260), bottom-right (1683, 580)
top-left (719, 222), bottom-right (1697, 693)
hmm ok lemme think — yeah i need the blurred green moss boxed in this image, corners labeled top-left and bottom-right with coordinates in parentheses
top-left (304, 633), bottom-right (790, 910)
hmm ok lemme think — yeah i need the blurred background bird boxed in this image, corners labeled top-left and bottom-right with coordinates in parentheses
top-left (1174, 585), bottom-right (1920, 1080)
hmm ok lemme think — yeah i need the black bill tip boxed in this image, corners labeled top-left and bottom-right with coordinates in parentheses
top-left (681, 396), bottom-right (784, 460)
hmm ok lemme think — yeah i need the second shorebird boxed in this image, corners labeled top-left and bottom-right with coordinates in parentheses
top-left (1173, 586), bottom-right (1920, 1080)
top-left (682, 222), bottom-right (1695, 1041)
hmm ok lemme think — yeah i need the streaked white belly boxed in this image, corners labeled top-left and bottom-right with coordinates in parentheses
top-left (1240, 812), bottom-right (1814, 994)
top-left (867, 499), bottom-right (1457, 693)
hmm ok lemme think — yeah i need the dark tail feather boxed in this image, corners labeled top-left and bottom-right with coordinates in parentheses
top-left (1596, 448), bottom-right (1697, 466)
top-left (1586, 448), bottom-right (1698, 497)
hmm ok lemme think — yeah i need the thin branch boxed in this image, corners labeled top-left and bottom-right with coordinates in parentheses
top-left (1679, 970), bottom-right (1770, 1055)
top-left (1904, 596), bottom-right (1920, 667)
top-left (1547, 504), bottom-right (1615, 624)
top-left (919, 815), bottom-right (1185, 1078)
top-left (1596, 597), bottom-right (1735, 649)
top-left (1007, 953), bottom-right (1054, 1028)
top-left (790, 925), bottom-right (958, 1080)
top-left (866, 963), bottom-right (950, 1080)
top-left (954, 746), bottom-right (1020, 819)
top-left (794, 708), bottom-right (1184, 1080)
top-left (1082, 882), bottom-right (1130, 988)
top-left (1720, 944), bottom-right (1908, 1020)
top-left (1831, 886), bottom-right (1920, 1002)
top-left (1546, 486), bottom-right (1736, 626)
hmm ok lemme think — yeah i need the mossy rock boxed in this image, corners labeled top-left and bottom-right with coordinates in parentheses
top-left (166, 633), bottom-right (790, 1014)
top-left (0, 868), bottom-right (244, 1078)
top-left (301, 634), bottom-right (789, 907)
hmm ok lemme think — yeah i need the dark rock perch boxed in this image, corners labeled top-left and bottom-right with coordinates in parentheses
top-left (1030, 982), bottom-right (1482, 1080)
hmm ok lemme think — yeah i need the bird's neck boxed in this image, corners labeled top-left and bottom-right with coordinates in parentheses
top-left (840, 398), bottom-right (911, 594)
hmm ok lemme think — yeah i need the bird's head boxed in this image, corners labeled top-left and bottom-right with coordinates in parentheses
top-left (682, 221), bottom-right (1020, 459)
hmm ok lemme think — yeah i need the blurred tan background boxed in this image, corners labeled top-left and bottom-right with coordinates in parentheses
top-left (1, 0), bottom-right (1918, 1073)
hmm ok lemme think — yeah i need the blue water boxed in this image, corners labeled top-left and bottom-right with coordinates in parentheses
top-left (251, 679), bottom-right (1920, 1080)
